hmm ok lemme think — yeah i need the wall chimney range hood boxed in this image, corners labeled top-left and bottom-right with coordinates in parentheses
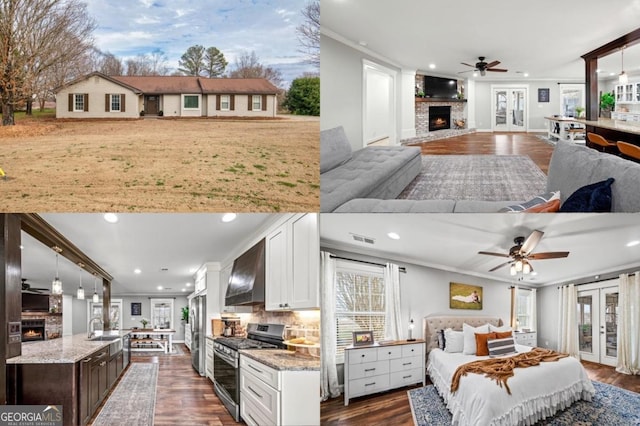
top-left (225, 238), bottom-right (265, 306)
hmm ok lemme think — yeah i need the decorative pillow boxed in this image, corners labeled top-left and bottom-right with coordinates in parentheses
top-left (498, 191), bottom-right (560, 213)
top-left (475, 332), bottom-right (497, 356)
top-left (436, 329), bottom-right (446, 350)
top-left (495, 331), bottom-right (513, 339)
top-left (559, 178), bottom-right (615, 213)
top-left (444, 328), bottom-right (464, 353)
top-left (462, 323), bottom-right (490, 355)
top-left (523, 198), bottom-right (560, 213)
top-left (488, 324), bottom-right (512, 333)
top-left (487, 337), bottom-right (517, 357)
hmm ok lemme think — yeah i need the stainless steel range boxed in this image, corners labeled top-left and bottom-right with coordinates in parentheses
top-left (213, 323), bottom-right (286, 422)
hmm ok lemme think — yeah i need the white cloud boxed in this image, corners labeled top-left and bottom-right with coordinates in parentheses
top-left (135, 15), bottom-right (162, 25)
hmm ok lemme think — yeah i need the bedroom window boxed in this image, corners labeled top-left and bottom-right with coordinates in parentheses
top-left (252, 95), bottom-right (262, 111)
top-left (220, 95), bottom-right (230, 111)
top-left (335, 261), bottom-right (385, 363)
top-left (516, 288), bottom-right (535, 331)
top-left (110, 94), bottom-right (121, 112)
top-left (183, 95), bottom-right (199, 109)
top-left (74, 94), bottom-right (85, 112)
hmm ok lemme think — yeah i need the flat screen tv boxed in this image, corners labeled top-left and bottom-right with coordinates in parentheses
top-left (423, 75), bottom-right (458, 99)
top-left (22, 293), bottom-right (50, 312)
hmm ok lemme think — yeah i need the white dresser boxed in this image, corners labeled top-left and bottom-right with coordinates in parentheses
top-left (344, 340), bottom-right (425, 406)
top-left (514, 331), bottom-right (537, 347)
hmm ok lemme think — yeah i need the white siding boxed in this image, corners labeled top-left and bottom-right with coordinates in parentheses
top-left (163, 95), bottom-right (181, 117)
top-left (206, 94), bottom-right (277, 118)
top-left (56, 75), bottom-right (139, 119)
top-left (181, 94), bottom-right (202, 117)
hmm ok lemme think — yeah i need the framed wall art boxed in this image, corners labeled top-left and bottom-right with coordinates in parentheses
top-left (131, 302), bottom-right (142, 316)
top-left (538, 88), bottom-right (550, 103)
top-left (450, 282), bottom-right (483, 310)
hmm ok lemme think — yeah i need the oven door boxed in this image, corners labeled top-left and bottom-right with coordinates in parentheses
top-left (213, 349), bottom-right (240, 420)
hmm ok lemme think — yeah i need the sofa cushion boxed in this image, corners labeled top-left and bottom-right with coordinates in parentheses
top-left (320, 126), bottom-right (352, 173)
top-left (334, 198), bottom-right (456, 213)
top-left (320, 146), bottom-right (421, 212)
top-left (453, 200), bottom-right (525, 213)
top-left (559, 178), bottom-right (614, 212)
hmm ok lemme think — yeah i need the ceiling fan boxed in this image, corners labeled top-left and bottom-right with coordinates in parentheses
top-left (460, 56), bottom-right (508, 76)
top-left (22, 278), bottom-right (49, 294)
top-left (478, 230), bottom-right (569, 276)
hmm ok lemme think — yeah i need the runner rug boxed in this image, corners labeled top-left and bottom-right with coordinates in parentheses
top-left (92, 363), bottom-right (158, 426)
top-left (398, 155), bottom-right (547, 201)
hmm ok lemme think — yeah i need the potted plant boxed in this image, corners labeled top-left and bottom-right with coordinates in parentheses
top-left (158, 110), bottom-right (164, 117)
top-left (181, 307), bottom-right (189, 323)
top-left (140, 318), bottom-right (149, 329)
top-left (139, 110), bottom-right (145, 117)
top-left (575, 106), bottom-right (585, 118)
top-left (599, 92), bottom-right (615, 118)
top-left (417, 91), bottom-right (425, 98)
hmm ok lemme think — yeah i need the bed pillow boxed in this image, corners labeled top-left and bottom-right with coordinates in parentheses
top-left (495, 331), bottom-right (513, 339)
top-left (436, 329), bottom-right (446, 350)
top-left (487, 337), bottom-right (517, 357)
top-left (444, 328), bottom-right (464, 353)
top-left (488, 324), bottom-right (512, 333)
top-left (475, 332), bottom-right (497, 356)
top-left (463, 323), bottom-right (490, 355)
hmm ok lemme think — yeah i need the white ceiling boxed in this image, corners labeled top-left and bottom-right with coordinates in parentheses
top-left (20, 214), bottom-right (276, 297)
top-left (319, 214), bottom-right (640, 286)
top-left (321, 0), bottom-right (640, 81)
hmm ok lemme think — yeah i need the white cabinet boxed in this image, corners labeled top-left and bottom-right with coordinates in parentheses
top-left (514, 331), bottom-right (537, 347)
top-left (344, 341), bottom-right (425, 406)
top-left (240, 354), bottom-right (319, 426)
top-left (219, 263), bottom-right (251, 314)
top-left (265, 213), bottom-right (319, 311)
top-left (205, 337), bottom-right (214, 381)
top-left (615, 82), bottom-right (638, 103)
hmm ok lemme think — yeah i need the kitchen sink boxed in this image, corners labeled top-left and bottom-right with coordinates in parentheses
top-left (90, 335), bottom-right (121, 341)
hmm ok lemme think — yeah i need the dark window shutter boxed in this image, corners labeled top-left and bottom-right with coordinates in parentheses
top-left (216, 95), bottom-right (221, 111)
top-left (121, 94), bottom-right (126, 112)
top-left (105, 94), bottom-right (109, 112)
top-left (84, 94), bottom-right (89, 112)
top-left (230, 95), bottom-right (235, 111)
top-left (248, 95), bottom-right (252, 111)
top-left (262, 95), bottom-right (267, 111)
top-left (68, 94), bottom-right (73, 112)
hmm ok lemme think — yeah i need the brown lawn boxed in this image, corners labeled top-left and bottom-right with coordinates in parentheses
top-left (0, 116), bottom-right (319, 212)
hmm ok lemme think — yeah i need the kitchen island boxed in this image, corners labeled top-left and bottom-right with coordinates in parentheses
top-left (578, 118), bottom-right (640, 145)
top-left (6, 331), bottom-right (131, 426)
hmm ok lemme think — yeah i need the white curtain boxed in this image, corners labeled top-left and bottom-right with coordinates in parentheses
top-left (320, 251), bottom-right (340, 400)
top-left (558, 284), bottom-right (579, 358)
top-left (617, 272), bottom-right (640, 375)
top-left (531, 288), bottom-right (537, 333)
top-left (510, 285), bottom-right (519, 329)
top-left (383, 263), bottom-right (402, 341)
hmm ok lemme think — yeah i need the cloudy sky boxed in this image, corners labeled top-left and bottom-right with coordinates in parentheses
top-left (84, 0), bottom-right (316, 87)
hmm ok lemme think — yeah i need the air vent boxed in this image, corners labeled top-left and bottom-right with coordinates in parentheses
top-left (351, 233), bottom-right (375, 245)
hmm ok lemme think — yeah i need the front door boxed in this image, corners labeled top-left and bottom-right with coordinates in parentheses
top-left (145, 95), bottom-right (159, 115)
top-left (492, 87), bottom-right (527, 131)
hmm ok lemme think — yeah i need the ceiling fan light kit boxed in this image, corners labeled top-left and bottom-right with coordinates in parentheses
top-left (460, 56), bottom-right (508, 76)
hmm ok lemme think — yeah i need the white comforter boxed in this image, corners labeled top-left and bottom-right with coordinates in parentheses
top-left (427, 345), bottom-right (595, 426)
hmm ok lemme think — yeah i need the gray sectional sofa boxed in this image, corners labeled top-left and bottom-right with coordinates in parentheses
top-left (321, 126), bottom-right (640, 213)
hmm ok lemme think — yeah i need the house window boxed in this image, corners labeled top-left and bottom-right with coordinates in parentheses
top-left (559, 84), bottom-right (585, 117)
top-left (335, 261), bottom-right (385, 363)
top-left (74, 94), bottom-right (84, 112)
top-left (252, 95), bottom-right (262, 111)
top-left (150, 298), bottom-right (174, 329)
top-left (516, 289), bottom-right (535, 331)
top-left (183, 95), bottom-right (199, 109)
top-left (220, 95), bottom-right (230, 111)
top-left (110, 94), bottom-right (121, 112)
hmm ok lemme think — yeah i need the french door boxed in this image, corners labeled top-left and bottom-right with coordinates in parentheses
top-left (492, 87), bottom-right (527, 131)
top-left (577, 287), bottom-right (618, 366)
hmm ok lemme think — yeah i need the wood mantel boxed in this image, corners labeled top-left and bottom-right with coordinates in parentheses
top-left (415, 97), bottom-right (467, 103)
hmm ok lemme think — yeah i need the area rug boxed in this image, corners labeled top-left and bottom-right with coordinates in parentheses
top-left (398, 155), bottom-right (547, 201)
top-left (131, 343), bottom-right (184, 357)
top-left (92, 363), bottom-right (158, 426)
top-left (408, 381), bottom-right (640, 426)
top-left (536, 134), bottom-right (558, 146)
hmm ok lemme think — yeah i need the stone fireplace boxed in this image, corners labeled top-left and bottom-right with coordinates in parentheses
top-left (429, 106), bottom-right (451, 131)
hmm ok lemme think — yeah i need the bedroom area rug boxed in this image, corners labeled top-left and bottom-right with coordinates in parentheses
top-left (397, 155), bottom-right (547, 201)
top-left (408, 381), bottom-right (640, 426)
top-left (92, 363), bottom-right (158, 426)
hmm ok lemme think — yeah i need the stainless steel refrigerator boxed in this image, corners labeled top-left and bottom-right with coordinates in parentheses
top-left (190, 294), bottom-right (206, 376)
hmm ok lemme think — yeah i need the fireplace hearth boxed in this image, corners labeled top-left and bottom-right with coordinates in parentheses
top-left (22, 319), bottom-right (45, 342)
top-left (429, 106), bottom-right (451, 131)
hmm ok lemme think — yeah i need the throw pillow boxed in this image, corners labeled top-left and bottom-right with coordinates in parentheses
top-left (462, 323), bottom-right (490, 355)
top-left (523, 198), bottom-right (560, 212)
top-left (498, 191), bottom-right (560, 213)
top-left (488, 324), bottom-right (512, 333)
top-left (475, 332), bottom-right (497, 356)
top-left (495, 331), bottom-right (513, 339)
top-left (487, 337), bottom-right (517, 357)
top-left (443, 328), bottom-right (464, 353)
top-left (559, 178), bottom-right (615, 212)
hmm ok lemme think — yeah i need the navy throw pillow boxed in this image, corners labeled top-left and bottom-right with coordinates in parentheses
top-left (560, 178), bottom-right (615, 212)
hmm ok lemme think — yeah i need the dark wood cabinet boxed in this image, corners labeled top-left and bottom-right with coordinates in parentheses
top-left (78, 355), bottom-right (92, 425)
top-left (89, 347), bottom-right (109, 414)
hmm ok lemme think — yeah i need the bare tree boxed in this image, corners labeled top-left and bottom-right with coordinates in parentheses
top-left (0, 0), bottom-right (96, 125)
top-left (296, 0), bottom-right (319, 67)
top-left (204, 47), bottom-right (227, 77)
top-left (148, 50), bottom-right (170, 76)
top-left (228, 51), bottom-right (283, 88)
top-left (178, 45), bottom-right (206, 76)
top-left (99, 52), bottom-right (125, 76)
top-left (125, 50), bottom-right (170, 76)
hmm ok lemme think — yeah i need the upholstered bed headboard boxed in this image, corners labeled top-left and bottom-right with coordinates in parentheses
top-left (423, 315), bottom-right (503, 354)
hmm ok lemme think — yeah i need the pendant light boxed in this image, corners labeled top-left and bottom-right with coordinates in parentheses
top-left (51, 247), bottom-right (63, 295)
top-left (619, 46), bottom-right (628, 84)
top-left (92, 276), bottom-right (100, 303)
top-left (76, 263), bottom-right (85, 300)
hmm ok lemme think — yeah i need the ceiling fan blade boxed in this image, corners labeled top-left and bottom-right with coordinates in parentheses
top-left (486, 68), bottom-right (508, 72)
top-left (520, 230), bottom-right (544, 255)
top-left (478, 251), bottom-right (510, 258)
top-left (458, 70), bottom-right (474, 74)
top-left (461, 62), bottom-right (475, 68)
top-left (489, 261), bottom-right (513, 272)
top-left (528, 251), bottom-right (570, 260)
top-left (485, 60), bottom-right (500, 68)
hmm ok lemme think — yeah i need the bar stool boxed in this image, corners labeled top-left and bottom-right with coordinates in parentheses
top-left (617, 141), bottom-right (640, 162)
top-left (587, 132), bottom-right (618, 154)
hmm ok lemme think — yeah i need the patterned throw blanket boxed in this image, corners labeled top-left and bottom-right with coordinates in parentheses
top-left (451, 348), bottom-right (569, 395)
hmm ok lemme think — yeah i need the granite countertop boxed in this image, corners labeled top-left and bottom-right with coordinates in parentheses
top-left (576, 118), bottom-right (640, 135)
top-left (239, 349), bottom-right (320, 371)
top-left (6, 331), bottom-right (130, 365)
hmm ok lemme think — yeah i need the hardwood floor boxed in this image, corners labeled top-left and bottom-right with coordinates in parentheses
top-left (320, 361), bottom-right (639, 426)
top-left (408, 132), bottom-right (555, 174)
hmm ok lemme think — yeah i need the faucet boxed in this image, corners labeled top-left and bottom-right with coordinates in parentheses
top-left (88, 316), bottom-right (104, 338)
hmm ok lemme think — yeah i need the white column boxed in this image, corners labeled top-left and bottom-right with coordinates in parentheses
top-left (400, 69), bottom-right (417, 141)
top-left (466, 78), bottom-right (476, 129)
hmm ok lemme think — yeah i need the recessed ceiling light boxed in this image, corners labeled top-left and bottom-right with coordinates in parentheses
top-left (473, 72), bottom-right (478, 77)
top-left (358, 40), bottom-right (367, 47)
top-left (189, 267), bottom-right (197, 274)
top-left (104, 213), bottom-right (118, 223)
top-left (185, 282), bottom-right (192, 286)
top-left (595, 275), bottom-right (600, 280)
top-left (596, 69), bottom-right (601, 73)
top-left (19, 245), bottom-right (24, 250)
top-left (222, 213), bottom-right (237, 223)
top-left (387, 232), bottom-right (400, 240)
top-left (134, 268), bottom-right (141, 274)
top-left (181, 289), bottom-right (186, 292)
top-left (523, 73), bottom-right (529, 77)
top-left (609, 72), bottom-right (615, 76)
top-left (157, 285), bottom-right (163, 290)
top-left (626, 240), bottom-right (640, 247)
top-left (429, 64), bottom-right (436, 69)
